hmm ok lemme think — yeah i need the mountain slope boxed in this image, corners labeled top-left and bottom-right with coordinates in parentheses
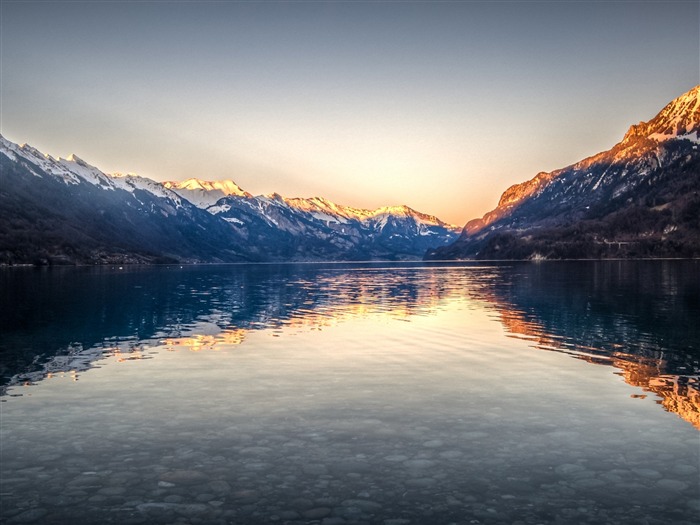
top-left (0, 136), bottom-right (255, 265)
top-left (427, 85), bottom-right (700, 260)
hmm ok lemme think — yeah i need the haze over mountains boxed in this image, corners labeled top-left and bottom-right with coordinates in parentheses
top-left (428, 85), bottom-right (700, 260)
top-left (0, 138), bottom-right (459, 265)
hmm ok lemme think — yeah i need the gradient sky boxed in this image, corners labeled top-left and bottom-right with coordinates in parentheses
top-left (1, 1), bottom-right (698, 225)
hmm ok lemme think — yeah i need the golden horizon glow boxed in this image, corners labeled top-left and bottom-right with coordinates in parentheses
top-left (3, 2), bottom-right (697, 226)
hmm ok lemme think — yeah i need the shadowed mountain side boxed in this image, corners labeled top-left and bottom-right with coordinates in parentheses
top-left (0, 148), bottom-right (255, 265)
top-left (428, 85), bottom-right (700, 260)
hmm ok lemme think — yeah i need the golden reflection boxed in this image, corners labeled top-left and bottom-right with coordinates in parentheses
top-left (163, 328), bottom-right (246, 352)
top-left (490, 300), bottom-right (700, 430)
top-left (108, 345), bottom-right (148, 362)
top-left (615, 359), bottom-right (700, 430)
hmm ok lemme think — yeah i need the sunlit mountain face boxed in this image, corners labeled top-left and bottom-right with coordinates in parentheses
top-left (163, 178), bottom-right (252, 208)
top-left (429, 85), bottom-right (700, 260)
top-left (3, 261), bottom-right (698, 429)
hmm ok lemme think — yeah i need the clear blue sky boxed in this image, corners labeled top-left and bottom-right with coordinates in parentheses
top-left (1, 1), bottom-right (698, 225)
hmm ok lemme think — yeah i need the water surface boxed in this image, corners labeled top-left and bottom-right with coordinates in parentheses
top-left (1, 261), bottom-right (698, 524)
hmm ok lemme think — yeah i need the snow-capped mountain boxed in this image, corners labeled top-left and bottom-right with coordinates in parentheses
top-left (164, 177), bottom-right (457, 235)
top-left (0, 135), bottom-right (255, 264)
top-left (0, 135), bottom-right (458, 264)
top-left (164, 179), bottom-right (460, 261)
top-left (427, 85), bottom-right (700, 260)
top-left (163, 178), bottom-right (250, 208)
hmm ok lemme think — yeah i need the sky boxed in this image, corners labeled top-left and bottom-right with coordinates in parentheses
top-left (1, 1), bottom-right (698, 226)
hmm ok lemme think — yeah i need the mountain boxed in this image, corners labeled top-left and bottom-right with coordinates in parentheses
top-left (0, 136), bottom-right (263, 265)
top-left (0, 136), bottom-right (458, 264)
top-left (427, 85), bottom-right (700, 260)
top-left (166, 179), bottom-right (460, 261)
top-left (163, 178), bottom-right (251, 208)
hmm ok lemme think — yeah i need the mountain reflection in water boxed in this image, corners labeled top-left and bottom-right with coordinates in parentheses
top-left (2, 261), bottom-right (699, 429)
top-left (476, 261), bottom-right (700, 430)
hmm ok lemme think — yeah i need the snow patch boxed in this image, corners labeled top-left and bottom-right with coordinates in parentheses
top-left (208, 203), bottom-right (231, 214)
top-left (647, 131), bottom-right (700, 143)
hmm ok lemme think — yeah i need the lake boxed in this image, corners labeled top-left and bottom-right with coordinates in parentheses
top-left (1, 261), bottom-right (698, 524)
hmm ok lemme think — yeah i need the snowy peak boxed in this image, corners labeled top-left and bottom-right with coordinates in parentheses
top-left (165, 178), bottom-right (249, 196)
top-left (649, 84), bottom-right (700, 135)
top-left (283, 197), bottom-right (459, 230)
top-left (284, 196), bottom-right (374, 222)
top-left (64, 153), bottom-right (90, 167)
top-left (372, 204), bottom-right (413, 216)
top-left (1, 135), bottom-right (85, 184)
top-left (19, 143), bottom-right (50, 161)
top-left (0, 134), bottom-right (186, 207)
top-left (57, 153), bottom-right (116, 188)
top-left (622, 84), bottom-right (700, 145)
top-left (163, 178), bottom-right (250, 208)
top-left (182, 183), bottom-right (459, 231)
top-left (0, 134), bottom-right (20, 160)
top-left (0, 135), bottom-right (108, 187)
top-left (370, 205), bottom-right (458, 229)
top-left (112, 172), bottom-right (184, 203)
top-left (0, 135), bottom-right (47, 167)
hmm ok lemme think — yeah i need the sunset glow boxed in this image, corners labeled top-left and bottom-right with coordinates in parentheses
top-left (1, 1), bottom-right (697, 225)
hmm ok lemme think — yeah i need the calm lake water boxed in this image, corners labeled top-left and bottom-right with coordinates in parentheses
top-left (1, 261), bottom-right (699, 525)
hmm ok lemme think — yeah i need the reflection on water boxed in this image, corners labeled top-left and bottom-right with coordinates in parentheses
top-left (3, 262), bottom-right (699, 428)
top-left (1, 261), bottom-right (699, 524)
top-left (478, 261), bottom-right (700, 430)
top-left (1, 263), bottom-right (478, 391)
top-left (164, 329), bottom-right (248, 352)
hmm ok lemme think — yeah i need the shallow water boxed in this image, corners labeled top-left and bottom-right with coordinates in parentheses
top-left (1, 261), bottom-right (699, 524)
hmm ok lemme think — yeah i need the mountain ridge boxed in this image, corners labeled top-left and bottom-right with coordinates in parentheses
top-left (163, 177), bottom-right (460, 230)
top-left (427, 85), bottom-right (700, 260)
top-left (0, 136), bottom-right (458, 265)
